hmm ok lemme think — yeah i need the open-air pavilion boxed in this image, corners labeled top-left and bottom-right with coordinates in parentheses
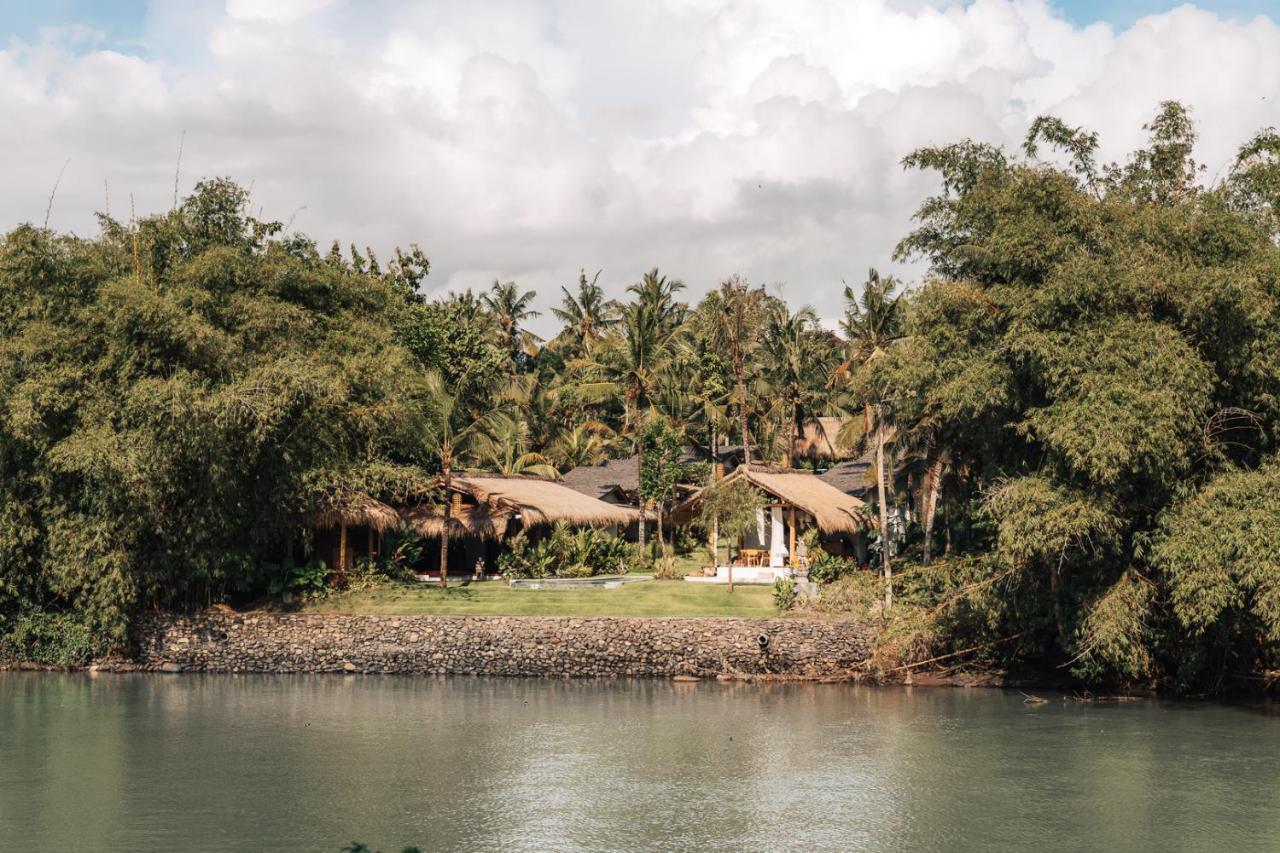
top-left (671, 466), bottom-right (870, 584)
top-left (400, 475), bottom-right (638, 578)
top-left (308, 492), bottom-right (402, 573)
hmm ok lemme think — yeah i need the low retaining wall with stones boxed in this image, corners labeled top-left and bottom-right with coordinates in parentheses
top-left (133, 613), bottom-right (874, 679)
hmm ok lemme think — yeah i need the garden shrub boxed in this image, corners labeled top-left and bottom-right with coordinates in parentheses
top-left (498, 525), bottom-right (633, 580)
top-left (773, 577), bottom-right (797, 610)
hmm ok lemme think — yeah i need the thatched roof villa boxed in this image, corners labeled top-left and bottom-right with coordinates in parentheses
top-left (401, 475), bottom-right (638, 577)
top-left (671, 466), bottom-right (870, 584)
top-left (308, 492), bottom-right (401, 572)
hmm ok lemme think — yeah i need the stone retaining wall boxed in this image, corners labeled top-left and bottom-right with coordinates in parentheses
top-left (133, 613), bottom-right (874, 679)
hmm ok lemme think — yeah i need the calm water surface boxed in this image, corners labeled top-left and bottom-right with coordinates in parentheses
top-left (0, 673), bottom-right (1277, 852)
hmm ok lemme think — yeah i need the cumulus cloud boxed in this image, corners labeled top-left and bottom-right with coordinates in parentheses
top-left (2, 0), bottom-right (1278, 332)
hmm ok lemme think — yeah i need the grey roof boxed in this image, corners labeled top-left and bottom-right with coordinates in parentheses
top-left (818, 453), bottom-right (875, 498)
top-left (560, 448), bottom-right (706, 500)
top-left (559, 456), bottom-right (641, 499)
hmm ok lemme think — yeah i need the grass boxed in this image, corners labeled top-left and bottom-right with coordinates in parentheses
top-left (304, 577), bottom-right (778, 618)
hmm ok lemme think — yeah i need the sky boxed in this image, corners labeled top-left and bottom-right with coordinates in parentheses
top-left (3, 0), bottom-right (1280, 333)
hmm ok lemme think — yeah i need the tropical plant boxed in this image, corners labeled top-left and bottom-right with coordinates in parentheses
top-left (482, 279), bottom-right (542, 371)
top-left (761, 302), bottom-right (839, 465)
top-left (695, 476), bottom-right (765, 592)
top-left (0, 178), bottom-right (436, 645)
top-left (422, 371), bottom-right (491, 588)
top-left (886, 100), bottom-right (1280, 690)
top-left (497, 525), bottom-right (632, 579)
top-left (838, 268), bottom-right (903, 608)
top-left (550, 269), bottom-right (617, 358)
top-left (773, 576), bottom-right (797, 610)
top-left (469, 412), bottom-right (559, 479)
top-left (698, 276), bottom-right (767, 464)
top-left (546, 421), bottom-right (617, 469)
top-left (587, 268), bottom-right (686, 543)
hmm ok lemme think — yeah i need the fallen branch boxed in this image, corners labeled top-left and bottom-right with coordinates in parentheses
top-left (887, 631), bottom-right (1027, 673)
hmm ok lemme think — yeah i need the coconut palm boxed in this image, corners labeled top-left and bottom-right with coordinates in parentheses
top-left (470, 412), bottom-right (560, 479)
top-left (423, 371), bottom-right (491, 589)
top-left (701, 276), bottom-right (767, 466)
top-left (551, 269), bottom-right (617, 358)
top-left (482, 279), bottom-right (543, 370)
top-left (839, 268), bottom-right (903, 607)
top-left (547, 421), bottom-right (618, 469)
top-left (585, 268), bottom-right (686, 543)
top-left (762, 302), bottom-right (839, 466)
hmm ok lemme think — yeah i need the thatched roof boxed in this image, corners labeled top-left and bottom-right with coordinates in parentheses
top-left (675, 466), bottom-right (869, 535)
top-left (399, 504), bottom-right (510, 539)
top-left (454, 475), bottom-right (639, 527)
top-left (310, 493), bottom-right (401, 533)
top-left (794, 417), bottom-right (857, 460)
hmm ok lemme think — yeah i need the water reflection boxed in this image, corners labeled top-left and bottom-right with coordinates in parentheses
top-left (1, 674), bottom-right (1277, 852)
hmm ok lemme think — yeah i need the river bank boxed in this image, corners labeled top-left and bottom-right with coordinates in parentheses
top-left (0, 611), bottom-right (1191, 691)
top-left (120, 612), bottom-right (875, 680)
top-left (0, 612), bottom-right (1115, 688)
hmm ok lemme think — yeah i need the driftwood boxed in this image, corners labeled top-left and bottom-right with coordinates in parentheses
top-left (886, 631), bottom-right (1028, 673)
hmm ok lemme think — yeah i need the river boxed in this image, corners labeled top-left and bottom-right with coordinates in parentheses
top-left (1, 673), bottom-right (1276, 852)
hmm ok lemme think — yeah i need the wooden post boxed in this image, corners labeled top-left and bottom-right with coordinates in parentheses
top-left (788, 505), bottom-right (796, 567)
top-left (729, 535), bottom-right (738, 593)
top-left (338, 523), bottom-right (348, 581)
top-left (367, 527), bottom-right (374, 562)
top-left (441, 490), bottom-right (462, 589)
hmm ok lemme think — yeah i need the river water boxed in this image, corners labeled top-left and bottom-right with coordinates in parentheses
top-left (1, 673), bottom-right (1276, 852)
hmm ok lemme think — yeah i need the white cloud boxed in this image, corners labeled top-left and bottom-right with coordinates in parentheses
top-left (2, 0), bottom-right (1279, 334)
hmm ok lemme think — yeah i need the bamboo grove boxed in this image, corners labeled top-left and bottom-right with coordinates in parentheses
top-left (2, 102), bottom-right (1279, 692)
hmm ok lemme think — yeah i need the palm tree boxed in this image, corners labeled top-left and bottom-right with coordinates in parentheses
top-left (702, 276), bottom-right (767, 466)
top-left (547, 421), bottom-right (617, 469)
top-left (587, 268), bottom-right (686, 544)
top-left (482, 280), bottom-right (543, 371)
top-left (762, 302), bottom-right (839, 466)
top-left (470, 412), bottom-right (560, 480)
top-left (423, 372), bottom-right (491, 589)
top-left (551, 269), bottom-right (617, 358)
top-left (840, 268), bottom-right (903, 608)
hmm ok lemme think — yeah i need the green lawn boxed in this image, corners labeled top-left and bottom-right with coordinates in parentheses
top-left (304, 578), bottom-right (778, 618)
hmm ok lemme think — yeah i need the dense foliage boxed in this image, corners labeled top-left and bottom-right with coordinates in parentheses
top-left (883, 102), bottom-right (1280, 691)
top-left (0, 180), bottom-right (435, 648)
top-left (2, 102), bottom-right (1278, 691)
top-left (497, 524), bottom-right (633, 580)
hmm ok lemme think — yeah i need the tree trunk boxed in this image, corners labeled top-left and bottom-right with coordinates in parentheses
top-left (656, 502), bottom-right (665, 549)
top-left (1051, 544), bottom-right (1069, 650)
top-left (439, 469), bottom-right (451, 589)
top-left (922, 457), bottom-right (944, 566)
top-left (728, 537), bottom-right (736, 593)
top-left (338, 523), bottom-right (348, 584)
top-left (781, 403), bottom-right (796, 468)
top-left (875, 406), bottom-right (892, 610)
top-left (737, 368), bottom-right (751, 467)
top-left (635, 411), bottom-right (646, 548)
top-left (710, 519), bottom-right (719, 569)
top-left (944, 506), bottom-right (952, 556)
